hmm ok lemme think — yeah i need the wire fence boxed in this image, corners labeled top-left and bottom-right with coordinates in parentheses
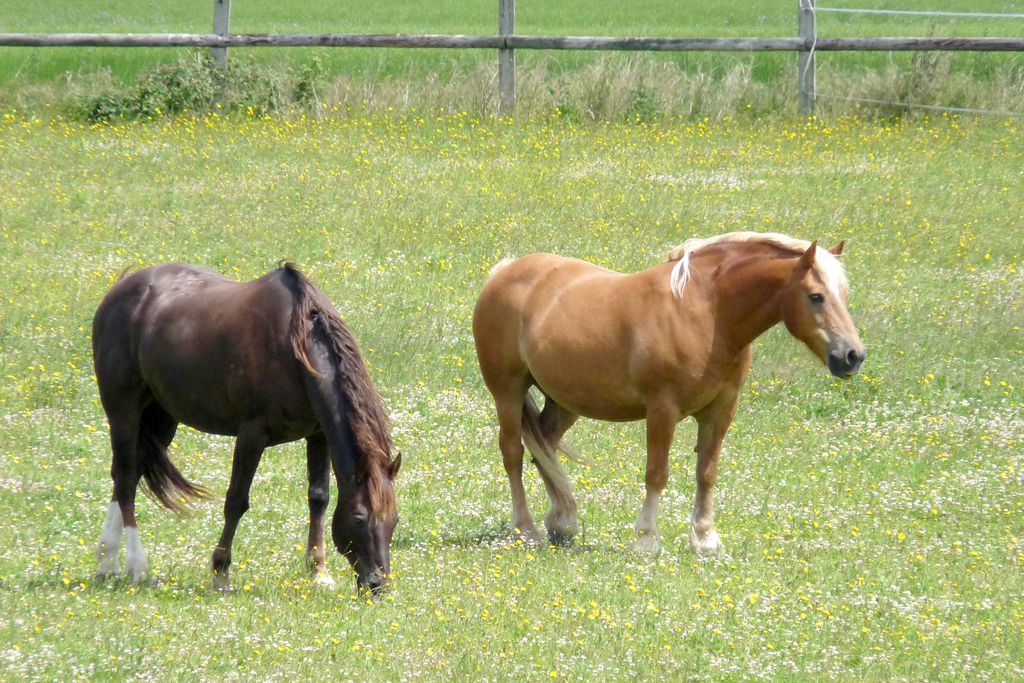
top-left (812, 3), bottom-right (1024, 117)
top-left (816, 8), bottom-right (1024, 20)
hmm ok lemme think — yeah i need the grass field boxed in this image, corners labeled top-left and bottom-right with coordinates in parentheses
top-left (2, 1), bottom-right (1024, 118)
top-left (0, 109), bottom-right (1021, 679)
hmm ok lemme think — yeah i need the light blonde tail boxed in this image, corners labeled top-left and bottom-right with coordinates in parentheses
top-left (520, 393), bottom-right (577, 503)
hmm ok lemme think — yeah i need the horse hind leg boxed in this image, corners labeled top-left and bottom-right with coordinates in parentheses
top-left (96, 498), bottom-right (124, 580)
top-left (97, 400), bottom-right (147, 583)
top-left (100, 400), bottom-right (180, 583)
top-left (305, 432), bottom-right (335, 588)
top-left (491, 386), bottom-right (543, 544)
top-left (524, 394), bottom-right (580, 546)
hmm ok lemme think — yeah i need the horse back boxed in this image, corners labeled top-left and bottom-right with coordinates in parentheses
top-left (93, 264), bottom-right (315, 439)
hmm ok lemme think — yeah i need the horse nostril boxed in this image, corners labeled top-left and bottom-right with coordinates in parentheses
top-left (829, 346), bottom-right (863, 377)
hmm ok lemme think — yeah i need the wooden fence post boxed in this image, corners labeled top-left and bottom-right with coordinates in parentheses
top-left (499, 0), bottom-right (515, 114)
top-left (798, 0), bottom-right (816, 116)
top-left (213, 0), bottom-right (231, 67)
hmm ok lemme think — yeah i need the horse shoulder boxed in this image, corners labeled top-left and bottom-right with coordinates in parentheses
top-left (625, 272), bottom-right (726, 404)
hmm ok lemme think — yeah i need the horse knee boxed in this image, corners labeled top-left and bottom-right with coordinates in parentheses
top-left (696, 467), bottom-right (718, 490)
top-left (500, 433), bottom-right (525, 463)
top-left (307, 485), bottom-right (330, 514)
top-left (645, 467), bottom-right (669, 493)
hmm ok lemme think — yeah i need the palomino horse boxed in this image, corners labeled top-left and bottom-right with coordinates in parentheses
top-left (92, 263), bottom-right (401, 592)
top-left (473, 232), bottom-right (864, 555)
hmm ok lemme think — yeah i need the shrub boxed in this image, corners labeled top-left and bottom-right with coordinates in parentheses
top-left (76, 52), bottom-right (325, 121)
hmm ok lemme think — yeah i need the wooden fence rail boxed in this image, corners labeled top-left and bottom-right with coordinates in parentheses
top-left (4, 33), bottom-right (1023, 52)
top-left (2, 0), bottom-right (1023, 115)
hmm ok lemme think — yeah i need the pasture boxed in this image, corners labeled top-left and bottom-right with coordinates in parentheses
top-left (0, 109), bottom-right (1021, 680)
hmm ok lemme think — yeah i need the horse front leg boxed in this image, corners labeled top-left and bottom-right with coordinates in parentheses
top-left (632, 405), bottom-right (679, 554)
top-left (305, 432), bottom-right (335, 588)
top-left (210, 426), bottom-right (266, 591)
top-left (690, 396), bottom-right (739, 557)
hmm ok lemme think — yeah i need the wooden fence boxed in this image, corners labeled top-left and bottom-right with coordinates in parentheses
top-left (2, 0), bottom-right (1023, 115)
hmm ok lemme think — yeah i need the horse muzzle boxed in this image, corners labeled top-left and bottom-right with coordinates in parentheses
top-left (827, 342), bottom-right (866, 379)
top-left (357, 567), bottom-right (392, 596)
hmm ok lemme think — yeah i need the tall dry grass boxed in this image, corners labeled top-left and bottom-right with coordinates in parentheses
top-left (8, 51), bottom-right (1024, 121)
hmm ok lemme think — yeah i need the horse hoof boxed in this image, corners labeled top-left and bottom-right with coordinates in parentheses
top-left (211, 573), bottom-right (232, 592)
top-left (94, 570), bottom-right (120, 582)
top-left (631, 534), bottom-right (660, 554)
top-left (689, 527), bottom-right (723, 557)
top-left (512, 526), bottom-right (544, 545)
top-left (546, 529), bottom-right (577, 547)
top-left (312, 573), bottom-right (337, 589)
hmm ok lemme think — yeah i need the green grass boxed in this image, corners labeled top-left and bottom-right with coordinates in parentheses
top-left (2, 0), bottom-right (1023, 117)
top-left (0, 111), bottom-right (1021, 679)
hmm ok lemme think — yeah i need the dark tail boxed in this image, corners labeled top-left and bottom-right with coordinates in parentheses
top-left (137, 405), bottom-right (208, 513)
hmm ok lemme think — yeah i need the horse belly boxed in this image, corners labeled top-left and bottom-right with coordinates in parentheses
top-left (523, 330), bottom-right (648, 421)
top-left (141, 355), bottom-right (244, 435)
top-left (137, 316), bottom-right (306, 437)
top-left (144, 362), bottom-right (314, 439)
top-left (542, 383), bottom-right (647, 422)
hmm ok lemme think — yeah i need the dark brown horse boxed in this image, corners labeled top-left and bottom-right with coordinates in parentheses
top-left (473, 232), bottom-right (864, 555)
top-left (92, 263), bottom-right (401, 592)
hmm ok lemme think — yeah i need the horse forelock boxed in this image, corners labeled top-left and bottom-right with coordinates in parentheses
top-left (666, 231), bottom-right (848, 298)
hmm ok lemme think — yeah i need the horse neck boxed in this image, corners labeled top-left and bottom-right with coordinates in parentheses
top-left (708, 255), bottom-right (793, 353)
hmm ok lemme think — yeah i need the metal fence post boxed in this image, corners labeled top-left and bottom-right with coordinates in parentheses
top-left (213, 0), bottom-right (231, 67)
top-left (798, 0), bottom-right (816, 116)
top-left (499, 0), bottom-right (515, 114)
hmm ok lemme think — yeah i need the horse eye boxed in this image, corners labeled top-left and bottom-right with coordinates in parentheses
top-left (808, 293), bottom-right (825, 304)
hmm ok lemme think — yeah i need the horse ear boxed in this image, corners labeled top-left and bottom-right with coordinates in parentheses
top-left (796, 240), bottom-right (818, 273)
top-left (829, 240), bottom-right (846, 256)
top-left (387, 451), bottom-right (402, 480)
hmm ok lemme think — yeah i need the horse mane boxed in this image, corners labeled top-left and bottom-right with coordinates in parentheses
top-left (665, 231), bottom-right (848, 299)
top-left (281, 263), bottom-right (397, 518)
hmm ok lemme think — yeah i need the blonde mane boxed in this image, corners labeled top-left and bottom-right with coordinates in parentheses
top-left (666, 231), bottom-right (848, 299)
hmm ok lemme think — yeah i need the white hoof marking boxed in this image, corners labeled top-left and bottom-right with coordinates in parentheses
top-left (689, 525), bottom-right (723, 557)
top-left (124, 527), bottom-right (148, 583)
top-left (513, 524), bottom-right (544, 545)
top-left (96, 501), bottom-right (123, 578)
top-left (631, 533), bottom-right (660, 554)
top-left (312, 572), bottom-right (337, 589)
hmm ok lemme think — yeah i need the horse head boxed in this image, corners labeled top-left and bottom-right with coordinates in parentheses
top-left (781, 241), bottom-right (866, 379)
top-left (332, 452), bottom-right (401, 595)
